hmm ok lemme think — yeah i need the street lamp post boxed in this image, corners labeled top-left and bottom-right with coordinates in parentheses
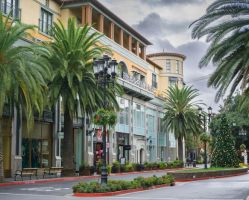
top-left (93, 55), bottom-right (117, 185)
top-left (198, 107), bottom-right (212, 169)
top-left (208, 106), bottom-right (212, 123)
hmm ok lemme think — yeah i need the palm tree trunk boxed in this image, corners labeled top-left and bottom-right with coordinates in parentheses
top-left (62, 106), bottom-right (75, 177)
top-left (0, 118), bottom-right (4, 182)
top-left (178, 138), bottom-right (183, 161)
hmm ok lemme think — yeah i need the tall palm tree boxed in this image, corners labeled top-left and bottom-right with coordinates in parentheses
top-left (0, 12), bottom-right (51, 182)
top-left (163, 85), bottom-right (202, 161)
top-left (48, 18), bottom-right (119, 176)
top-left (190, 0), bottom-right (249, 101)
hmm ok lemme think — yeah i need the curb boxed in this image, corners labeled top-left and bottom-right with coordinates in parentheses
top-left (0, 168), bottom-right (181, 187)
top-left (73, 184), bottom-right (172, 197)
top-left (0, 175), bottom-right (99, 187)
top-left (175, 172), bottom-right (248, 182)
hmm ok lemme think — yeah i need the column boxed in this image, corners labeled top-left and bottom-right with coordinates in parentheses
top-left (82, 5), bottom-right (92, 26)
top-left (135, 40), bottom-right (139, 56)
top-left (128, 35), bottom-right (132, 51)
top-left (141, 45), bottom-right (146, 60)
top-left (86, 5), bottom-right (92, 25)
top-left (119, 29), bottom-right (123, 46)
top-left (109, 22), bottom-right (114, 40)
top-left (11, 106), bottom-right (22, 177)
top-left (81, 6), bottom-right (86, 25)
top-left (99, 14), bottom-right (104, 33)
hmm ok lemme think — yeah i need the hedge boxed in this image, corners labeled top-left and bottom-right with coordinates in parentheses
top-left (73, 174), bottom-right (175, 193)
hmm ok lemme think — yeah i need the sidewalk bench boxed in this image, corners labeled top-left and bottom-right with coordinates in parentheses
top-left (43, 167), bottom-right (63, 178)
top-left (15, 168), bottom-right (38, 181)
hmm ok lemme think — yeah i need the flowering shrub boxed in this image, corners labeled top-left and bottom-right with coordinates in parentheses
top-left (93, 108), bottom-right (117, 127)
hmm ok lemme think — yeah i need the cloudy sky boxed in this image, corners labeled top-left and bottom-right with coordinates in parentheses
top-left (100, 0), bottom-right (220, 112)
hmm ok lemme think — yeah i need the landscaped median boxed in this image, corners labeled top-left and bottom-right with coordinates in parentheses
top-left (73, 174), bottom-right (175, 197)
top-left (168, 167), bottom-right (248, 181)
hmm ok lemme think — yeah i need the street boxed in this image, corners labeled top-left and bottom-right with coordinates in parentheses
top-left (0, 172), bottom-right (249, 200)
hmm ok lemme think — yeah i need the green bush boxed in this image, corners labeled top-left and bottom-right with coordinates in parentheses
top-left (96, 161), bottom-right (103, 174)
top-left (159, 162), bottom-right (167, 169)
top-left (73, 174), bottom-right (175, 193)
top-left (124, 163), bottom-right (134, 172)
top-left (107, 164), bottom-right (112, 174)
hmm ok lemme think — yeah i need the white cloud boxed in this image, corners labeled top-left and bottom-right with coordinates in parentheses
top-left (100, 0), bottom-right (220, 111)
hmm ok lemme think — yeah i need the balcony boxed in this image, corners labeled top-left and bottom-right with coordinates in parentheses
top-left (118, 72), bottom-right (154, 101)
top-left (0, 1), bottom-right (21, 19)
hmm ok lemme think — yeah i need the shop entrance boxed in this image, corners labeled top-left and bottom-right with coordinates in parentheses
top-left (22, 122), bottom-right (52, 168)
top-left (1, 118), bottom-right (12, 177)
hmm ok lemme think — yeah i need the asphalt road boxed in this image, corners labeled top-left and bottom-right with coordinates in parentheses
top-left (0, 172), bottom-right (249, 200)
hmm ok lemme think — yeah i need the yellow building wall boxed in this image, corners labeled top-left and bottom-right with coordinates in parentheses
top-left (149, 55), bottom-right (184, 95)
top-left (19, 0), bottom-right (62, 41)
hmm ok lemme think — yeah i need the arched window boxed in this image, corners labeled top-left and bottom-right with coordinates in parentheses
top-left (118, 61), bottom-right (128, 76)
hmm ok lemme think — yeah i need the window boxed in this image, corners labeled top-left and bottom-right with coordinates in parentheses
top-left (166, 59), bottom-right (171, 72)
top-left (152, 74), bottom-right (157, 88)
top-left (169, 77), bottom-right (178, 86)
top-left (133, 103), bottom-right (145, 133)
top-left (176, 60), bottom-right (180, 74)
top-left (118, 98), bottom-right (129, 125)
top-left (39, 8), bottom-right (53, 35)
top-left (1, 0), bottom-right (19, 18)
top-left (147, 115), bottom-right (155, 133)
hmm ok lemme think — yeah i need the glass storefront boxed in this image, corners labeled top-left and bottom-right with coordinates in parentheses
top-left (22, 121), bottom-right (52, 168)
top-left (116, 132), bottom-right (129, 163)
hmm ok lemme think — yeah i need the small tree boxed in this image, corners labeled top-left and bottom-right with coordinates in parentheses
top-left (211, 115), bottom-right (239, 168)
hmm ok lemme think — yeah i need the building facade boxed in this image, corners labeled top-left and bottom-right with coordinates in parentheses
top-left (1, 0), bottom-right (185, 177)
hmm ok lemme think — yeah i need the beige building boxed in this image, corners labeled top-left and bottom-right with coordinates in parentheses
top-left (1, 0), bottom-right (185, 177)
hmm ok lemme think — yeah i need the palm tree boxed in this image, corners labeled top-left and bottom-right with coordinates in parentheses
top-left (163, 85), bottom-right (202, 161)
top-left (48, 18), bottom-right (119, 176)
top-left (0, 12), bottom-right (51, 182)
top-left (190, 0), bottom-right (249, 102)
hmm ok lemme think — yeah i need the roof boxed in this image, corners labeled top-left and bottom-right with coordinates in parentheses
top-left (146, 58), bottom-right (163, 70)
top-left (147, 52), bottom-right (186, 60)
top-left (55, 0), bottom-right (152, 45)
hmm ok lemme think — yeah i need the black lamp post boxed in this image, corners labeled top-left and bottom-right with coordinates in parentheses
top-left (93, 55), bottom-right (117, 185)
top-left (199, 106), bottom-right (212, 169)
top-left (208, 107), bottom-right (212, 123)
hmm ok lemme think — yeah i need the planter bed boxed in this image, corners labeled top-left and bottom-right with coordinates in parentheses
top-left (168, 167), bottom-right (248, 181)
top-left (73, 175), bottom-right (175, 197)
top-left (73, 184), bottom-right (172, 197)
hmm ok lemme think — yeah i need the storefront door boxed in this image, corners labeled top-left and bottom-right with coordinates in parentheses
top-left (1, 118), bottom-right (12, 177)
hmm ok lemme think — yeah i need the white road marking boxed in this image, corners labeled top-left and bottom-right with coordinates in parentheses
top-left (19, 187), bottom-right (70, 192)
top-left (110, 198), bottom-right (243, 200)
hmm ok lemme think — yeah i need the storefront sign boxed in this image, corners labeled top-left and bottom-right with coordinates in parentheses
top-left (124, 145), bottom-right (131, 150)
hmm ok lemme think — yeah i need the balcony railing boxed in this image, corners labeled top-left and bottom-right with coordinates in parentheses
top-left (119, 72), bottom-right (154, 93)
top-left (0, 1), bottom-right (21, 19)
